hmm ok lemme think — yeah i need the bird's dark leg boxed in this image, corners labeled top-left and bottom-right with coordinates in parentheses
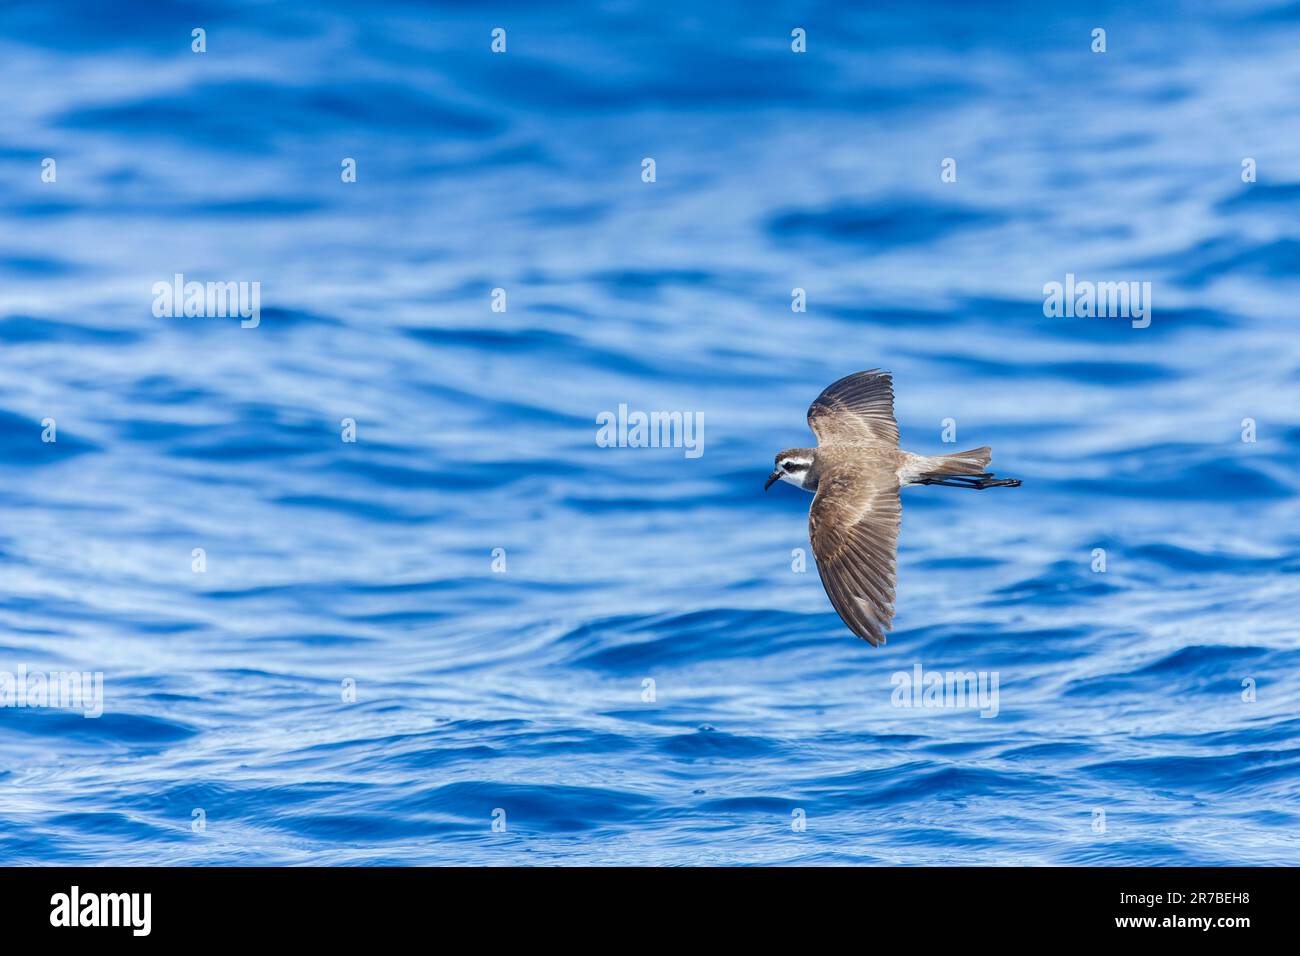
top-left (919, 473), bottom-right (1022, 489)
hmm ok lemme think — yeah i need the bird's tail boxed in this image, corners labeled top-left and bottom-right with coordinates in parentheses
top-left (918, 446), bottom-right (1022, 488)
top-left (923, 446), bottom-right (991, 478)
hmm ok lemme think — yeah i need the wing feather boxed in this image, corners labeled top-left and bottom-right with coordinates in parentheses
top-left (807, 369), bottom-right (899, 447)
top-left (808, 465), bottom-right (900, 646)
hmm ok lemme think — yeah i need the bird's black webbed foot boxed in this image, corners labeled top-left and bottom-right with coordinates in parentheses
top-left (919, 474), bottom-right (1021, 489)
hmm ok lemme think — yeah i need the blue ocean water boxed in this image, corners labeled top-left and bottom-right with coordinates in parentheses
top-left (1, 0), bottom-right (1299, 865)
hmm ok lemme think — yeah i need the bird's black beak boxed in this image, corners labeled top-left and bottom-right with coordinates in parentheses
top-left (764, 469), bottom-right (782, 491)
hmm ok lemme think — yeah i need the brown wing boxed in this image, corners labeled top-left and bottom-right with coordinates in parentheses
top-left (808, 464), bottom-right (900, 646)
top-left (807, 369), bottom-right (898, 447)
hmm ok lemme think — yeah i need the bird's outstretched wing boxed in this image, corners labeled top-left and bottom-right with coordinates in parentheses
top-left (808, 463), bottom-right (900, 646)
top-left (807, 369), bottom-right (898, 447)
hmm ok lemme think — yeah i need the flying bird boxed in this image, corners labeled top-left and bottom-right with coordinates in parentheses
top-left (765, 370), bottom-right (1020, 646)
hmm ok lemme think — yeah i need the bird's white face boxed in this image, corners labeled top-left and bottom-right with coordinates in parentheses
top-left (766, 453), bottom-right (815, 491)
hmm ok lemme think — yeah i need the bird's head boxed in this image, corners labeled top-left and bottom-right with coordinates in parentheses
top-left (765, 449), bottom-right (816, 491)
